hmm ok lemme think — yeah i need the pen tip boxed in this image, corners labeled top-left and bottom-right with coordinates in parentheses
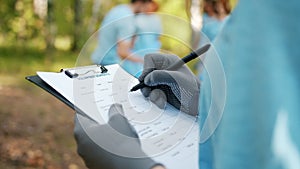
top-left (195, 44), bottom-right (211, 56)
top-left (129, 87), bottom-right (135, 92)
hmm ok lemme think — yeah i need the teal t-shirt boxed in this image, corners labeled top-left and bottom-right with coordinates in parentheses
top-left (122, 13), bottom-right (162, 77)
top-left (91, 5), bottom-right (136, 65)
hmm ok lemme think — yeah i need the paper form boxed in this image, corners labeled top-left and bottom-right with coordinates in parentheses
top-left (37, 64), bottom-right (199, 169)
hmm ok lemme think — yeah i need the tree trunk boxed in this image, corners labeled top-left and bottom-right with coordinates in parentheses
top-left (46, 0), bottom-right (55, 51)
top-left (71, 0), bottom-right (82, 51)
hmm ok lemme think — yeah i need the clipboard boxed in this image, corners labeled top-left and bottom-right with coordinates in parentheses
top-left (26, 75), bottom-right (74, 109)
top-left (25, 64), bottom-right (108, 122)
top-left (26, 64), bottom-right (108, 109)
top-left (26, 64), bottom-right (199, 169)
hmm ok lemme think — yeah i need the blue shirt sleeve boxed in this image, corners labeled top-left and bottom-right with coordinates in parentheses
top-left (115, 14), bottom-right (136, 43)
top-left (91, 5), bottom-right (136, 65)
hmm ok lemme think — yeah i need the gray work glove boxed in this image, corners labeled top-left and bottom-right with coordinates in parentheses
top-left (139, 53), bottom-right (200, 116)
top-left (74, 104), bottom-right (164, 169)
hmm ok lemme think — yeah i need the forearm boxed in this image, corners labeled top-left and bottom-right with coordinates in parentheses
top-left (118, 50), bottom-right (143, 63)
top-left (117, 40), bottom-right (143, 63)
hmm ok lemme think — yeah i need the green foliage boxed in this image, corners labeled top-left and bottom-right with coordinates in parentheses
top-left (157, 0), bottom-right (188, 19)
top-left (54, 1), bottom-right (73, 35)
top-left (0, 46), bottom-right (77, 86)
top-left (0, 0), bottom-right (18, 33)
top-left (0, 0), bottom-right (45, 46)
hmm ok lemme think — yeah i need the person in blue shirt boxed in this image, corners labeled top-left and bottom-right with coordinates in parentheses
top-left (197, 0), bottom-right (230, 81)
top-left (74, 0), bottom-right (300, 169)
top-left (91, 0), bottom-right (152, 67)
top-left (121, 1), bottom-right (162, 77)
top-left (199, 0), bottom-right (230, 44)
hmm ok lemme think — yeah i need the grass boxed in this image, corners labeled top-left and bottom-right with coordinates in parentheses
top-left (0, 46), bottom-right (78, 72)
top-left (0, 46), bottom-right (78, 87)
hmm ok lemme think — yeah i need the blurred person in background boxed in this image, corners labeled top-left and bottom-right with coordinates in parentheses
top-left (90, 0), bottom-right (152, 68)
top-left (200, 0), bottom-right (230, 43)
top-left (75, 0), bottom-right (300, 169)
top-left (197, 0), bottom-right (231, 80)
top-left (121, 1), bottom-right (162, 77)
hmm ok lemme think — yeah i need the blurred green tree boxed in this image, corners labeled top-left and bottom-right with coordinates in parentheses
top-left (0, 0), bottom-right (45, 47)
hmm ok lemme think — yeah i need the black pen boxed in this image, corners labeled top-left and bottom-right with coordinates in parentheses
top-left (130, 44), bottom-right (211, 92)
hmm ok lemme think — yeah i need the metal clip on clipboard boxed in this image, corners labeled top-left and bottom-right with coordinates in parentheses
top-left (64, 65), bottom-right (108, 78)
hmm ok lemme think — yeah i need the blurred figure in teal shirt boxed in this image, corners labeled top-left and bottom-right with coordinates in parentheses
top-left (199, 0), bottom-right (300, 169)
top-left (200, 0), bottom-right (229, 43)
top-left (121, 1), bottom-right (162, 77)
top-left (91, 0), bottom-right (152, 68)
top-left (197, 0), bottom-right (230, 81)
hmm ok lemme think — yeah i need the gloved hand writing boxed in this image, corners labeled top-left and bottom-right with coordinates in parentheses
top-left (139, 53), bottom-right (200, 116)
top-left (74, 104), bottom-right (165, 169)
